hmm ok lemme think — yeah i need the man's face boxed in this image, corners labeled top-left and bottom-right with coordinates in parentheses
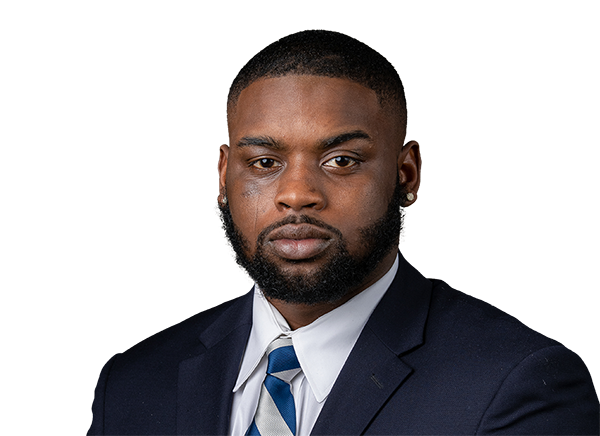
top-left (219, 75), bottom-right (408, 304)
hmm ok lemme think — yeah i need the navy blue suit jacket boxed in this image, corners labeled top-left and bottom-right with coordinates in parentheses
top-left (88, 255), bottom-right (599, 435)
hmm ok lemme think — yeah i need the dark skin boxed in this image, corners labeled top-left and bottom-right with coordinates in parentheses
top-left (219, 75), bottom-right (421, 329)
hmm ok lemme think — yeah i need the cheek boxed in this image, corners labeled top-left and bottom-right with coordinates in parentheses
top-left (228, 179), bottom-right (275, 241)
top-left (353, 178), bottom-right (393, 218)
top-left (239, 180), bottom-right (261, 199)
top-left (334, 180), bottom-right (393, 242)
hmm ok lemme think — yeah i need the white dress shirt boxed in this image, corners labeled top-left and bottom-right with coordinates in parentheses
top-left (229, 255), bottom-right (399, 436)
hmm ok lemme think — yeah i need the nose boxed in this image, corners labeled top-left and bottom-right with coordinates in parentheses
top-left (274, 163), bottom-right (326, 212)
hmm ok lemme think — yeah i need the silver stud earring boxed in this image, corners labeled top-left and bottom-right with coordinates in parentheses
top-left (221, 195), bottom-right (227, 205)
top-left (406, 192), bottom-right (415, 201)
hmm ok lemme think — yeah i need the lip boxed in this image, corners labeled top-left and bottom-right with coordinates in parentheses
top-left (266, 224), bottom-right (334, 260)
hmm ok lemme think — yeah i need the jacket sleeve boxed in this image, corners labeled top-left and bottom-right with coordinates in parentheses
top-left (476, 345), bottom-right (599, 435)
top-left (87, 354), bottom-right (119, 436)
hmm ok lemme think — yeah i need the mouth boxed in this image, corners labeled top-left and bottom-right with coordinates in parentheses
top-left (265, 224), bottom-right (334, 261)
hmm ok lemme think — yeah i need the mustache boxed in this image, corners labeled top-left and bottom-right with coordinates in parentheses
top-left (256, 215), bottom-right (343, 246)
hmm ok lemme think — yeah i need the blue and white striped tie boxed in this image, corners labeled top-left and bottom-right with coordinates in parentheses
top-left (246, 336), bottom-right (302, 436)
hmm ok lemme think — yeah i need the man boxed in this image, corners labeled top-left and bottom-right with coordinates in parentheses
top-left (88, 30), bottom-right (599, 435)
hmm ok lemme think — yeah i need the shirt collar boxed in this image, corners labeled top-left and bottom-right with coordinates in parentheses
top-left (233, 254), bottom-right (399, 402)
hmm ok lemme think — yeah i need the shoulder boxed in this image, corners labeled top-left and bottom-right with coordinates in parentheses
top-left (427, 279), bottom-right (559, 354)
top-left (415, 280), bottom-right (599, 433)
top-left (88, 291), bottom-right (254, 434)
top-left (398, 278), bottom-right (566, 385)
top-left (113, 290), bottom-right (253, 369)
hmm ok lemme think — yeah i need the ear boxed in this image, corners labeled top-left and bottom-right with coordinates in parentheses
top-left (398, 140), bottom-right (421, 206)
top-left (218, 144), bottom-right (229, 202)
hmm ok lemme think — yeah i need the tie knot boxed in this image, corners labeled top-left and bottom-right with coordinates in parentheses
top-left (266, 337), bottom-right (301, 379)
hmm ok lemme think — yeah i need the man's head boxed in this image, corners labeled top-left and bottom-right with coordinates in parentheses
top-left (227, 30), bottom-right (407, 137)
top-left (218, 31), bottom-right (421, 312)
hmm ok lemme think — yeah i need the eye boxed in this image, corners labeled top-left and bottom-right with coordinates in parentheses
top-left (323, 156), bottom-right (358, 169)
top-left (250, 158), bottom-right (281, 169)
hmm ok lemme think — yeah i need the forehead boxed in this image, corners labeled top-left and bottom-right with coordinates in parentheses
top-left (228, 75), bottom-right (395, 141)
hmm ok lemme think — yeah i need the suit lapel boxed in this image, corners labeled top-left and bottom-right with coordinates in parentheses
top-left (311, 254), bottom-right (432, 435)
top-left (177, 290), bottom-right (253, 436)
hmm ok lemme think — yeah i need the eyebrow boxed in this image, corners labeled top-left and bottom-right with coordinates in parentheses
top-left (319, 130), bottom-right (372, 150)
top-left (236, 135), bottom-right (282, 149)
top-left (235, 130), bottom-right (371, 150)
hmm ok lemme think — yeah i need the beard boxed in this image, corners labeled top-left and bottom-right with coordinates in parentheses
top-left (219, 181), bottom-right (406, 305)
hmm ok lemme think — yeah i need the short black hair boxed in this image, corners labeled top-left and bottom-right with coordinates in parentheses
top-left (227, 30), bottom-right (407, 128)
